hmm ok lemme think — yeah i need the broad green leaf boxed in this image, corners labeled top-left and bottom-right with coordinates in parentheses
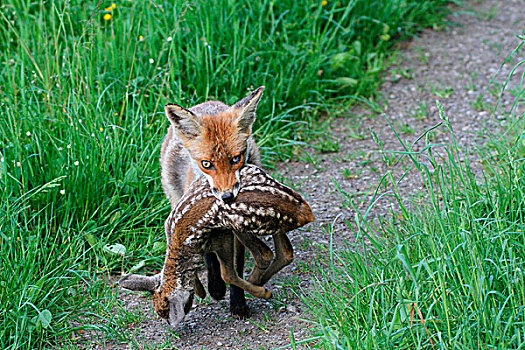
top-left (129, 260), bottom-right (146, 273)
top-left (103, 243), bottom-right (126, 256)
top-left (38, 309), bottom-right (52, 329)
top-left (85, 233), bottom-right (97, 247)
top-left (335, 77), bottom-right (358, 87)
top-left (27, 316), bottom-right (38, 332)
top-left (152, 241), bottom-right (166, 253)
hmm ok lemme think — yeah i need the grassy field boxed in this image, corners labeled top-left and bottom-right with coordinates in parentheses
top-left (1, 0), bottom-right (455, 348)
top-left (304, 50), bottom-right (525, 347)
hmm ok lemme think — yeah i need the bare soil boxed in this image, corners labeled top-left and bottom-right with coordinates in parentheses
top-left (113, 1), bottom-right (525, 349)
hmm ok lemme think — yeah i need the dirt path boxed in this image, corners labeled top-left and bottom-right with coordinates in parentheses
top-left (117, 1), bottom-right (525, 349)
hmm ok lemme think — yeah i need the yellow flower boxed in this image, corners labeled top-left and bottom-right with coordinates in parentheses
top-left (100, 127), bottom-right (104, 132)
top-left (321, 0), bottom-right (328, 5)
top-left (380, 34), bottom-right (390, 41)
top-left (103, 13), bottom-right (112, 20)
top-left (105, 6), bottom-right (112, 11)
top-left (139, 35), bottom-right (144, 41)
top-left (112, 3), bottom-right (117, 9)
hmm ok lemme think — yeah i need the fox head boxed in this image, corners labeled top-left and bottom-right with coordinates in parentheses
top-left (165, 86), bottom-right (264, 203)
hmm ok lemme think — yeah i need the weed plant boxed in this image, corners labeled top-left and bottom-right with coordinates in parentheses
top-left (1, 0), bottom-right (454, 348)
top-left (306, 98), bottom-right (525, 348)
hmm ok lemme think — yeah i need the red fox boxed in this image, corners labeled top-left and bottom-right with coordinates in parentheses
top-left (160, 86), bottom-right (265, 316)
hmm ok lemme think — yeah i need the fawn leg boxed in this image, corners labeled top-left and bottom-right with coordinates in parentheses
top-left (205, 252), bottom-right (226, 300)
top-left (229, 237), bottom-right (250, 317)
top-left (215, 235), bottom-right (272, 299)
top-left (234, 230), bottom-right (274, 269)
top-left (248, 233), bottom-right (294, 286)
top-left (193, 271), bottom-right (206, 299)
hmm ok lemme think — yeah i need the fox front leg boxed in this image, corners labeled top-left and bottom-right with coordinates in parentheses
top-left (229, 237), bottom-right (250, 317)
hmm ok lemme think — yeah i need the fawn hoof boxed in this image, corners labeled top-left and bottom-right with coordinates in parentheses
top-left (194, 277), bottom-right (206, 299)
top-left (230, 303), bottom-right (251, 318)
top-left (259, 288), bottom-right (272, 299)
top-left (265, 288), bottom-right (273, 299)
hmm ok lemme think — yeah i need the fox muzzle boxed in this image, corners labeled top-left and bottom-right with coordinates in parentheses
top-left (212, 182), bottom-right (241, 203)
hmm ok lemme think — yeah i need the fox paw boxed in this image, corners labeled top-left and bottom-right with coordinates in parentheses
top-left (230, 304), bottom-right (251, 318)
top-left (208, 278), bottom-right (226, 300)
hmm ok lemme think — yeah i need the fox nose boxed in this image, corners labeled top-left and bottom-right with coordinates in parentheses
top-left (221, 192), bottom-right (235, 203)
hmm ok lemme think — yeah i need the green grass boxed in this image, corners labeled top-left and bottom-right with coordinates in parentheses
top-left (304, 38), bottom-right (525, 348)
top-left (1, 0), bottom-right (456, 348)
top-left (305, 89), bottom-right (525, 348)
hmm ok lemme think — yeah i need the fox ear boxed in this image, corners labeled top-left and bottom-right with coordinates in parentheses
top-left (233, 86), bottom-right (265, 134)
top-left (165, 104), bottom-right (201, 140)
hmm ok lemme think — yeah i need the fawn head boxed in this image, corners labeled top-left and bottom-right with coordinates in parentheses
top-left (118, 274), bottom-right (193, 329)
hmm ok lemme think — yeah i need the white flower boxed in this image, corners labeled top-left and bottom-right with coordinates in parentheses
top-left (58, 147), bottom-right (63, 151)
top-left (26, 131), bottom-right (31, 136)
top-left (74, 161), bottom-right (79, 166)
top-left (91, 133), bottom-right (95, 137)
top-left (86, 156), bottom-right (89, 159)
top-left (149, 58), bottom-right (154, 64)
top-left (167, 36), bottom-right (172, 42)
top-left (16, 162), bottom-right (21, 167)
top-left (0, 157), bottom-right (4, 162)
top-left (60, 189), bottom-right (65, 195)
top-left (78, 119), bottom-right (82, 123)
top-left (67, 144), bottom-right (71, 149)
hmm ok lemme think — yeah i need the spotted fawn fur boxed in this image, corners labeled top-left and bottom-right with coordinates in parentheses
top-left (119, 165), bottom-right (314, 328)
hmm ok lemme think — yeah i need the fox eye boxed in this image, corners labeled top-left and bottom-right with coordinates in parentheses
top-left (231, 155), bottom-right (242, 165)
top-left (201, 160), bottom-right (214, 169)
